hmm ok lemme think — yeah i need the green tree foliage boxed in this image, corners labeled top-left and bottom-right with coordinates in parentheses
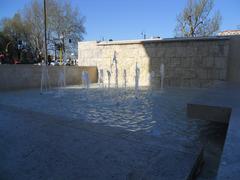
top-left (0, 32), bottom-right (10, 52)
top-left (0, 14), bottom-right (29, 62)
top-left (175, 0), bottom-right (221, 37)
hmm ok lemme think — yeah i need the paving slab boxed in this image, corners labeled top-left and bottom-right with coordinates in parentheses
top-left (217, 108), bottom-right (240, 180)
top-left (187, 82), bottom-right (240, 108)
top-left (0, 104), bottom-right (203, 180)
top-left (187, 82), bottom-right (240, 123)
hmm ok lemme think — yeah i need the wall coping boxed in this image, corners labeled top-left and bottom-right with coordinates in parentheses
top-left (78, 36), bottom-right (230, 46)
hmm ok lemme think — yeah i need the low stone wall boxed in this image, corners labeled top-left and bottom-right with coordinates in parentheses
top-left (0, 65), bottom-right (97, 91)
top-left (78, 37), bottom-right (232, 88)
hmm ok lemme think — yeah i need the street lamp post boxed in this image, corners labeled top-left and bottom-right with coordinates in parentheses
top-left (44, 0), bottom-right (47, 65)
top-left (40, 0), bottom-right (50, 93)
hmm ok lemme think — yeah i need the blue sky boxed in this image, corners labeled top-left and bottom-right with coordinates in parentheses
top-left (0, 0), bottom-right (239, 41)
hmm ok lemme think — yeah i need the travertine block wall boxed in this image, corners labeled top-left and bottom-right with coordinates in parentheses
top-left (0, 65), bottom-right (97, 91)
top-left (78, 38), bottom-right (230, 88)
top-left (78, 41), bottom-right (150, 87)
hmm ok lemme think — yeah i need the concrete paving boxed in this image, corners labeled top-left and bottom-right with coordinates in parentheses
top-left (0, 104), bottom-right (203, 180)
top-left (187, 82), bottom-right (240, 180)
top-left (217, 108), bottom-right (240, 180)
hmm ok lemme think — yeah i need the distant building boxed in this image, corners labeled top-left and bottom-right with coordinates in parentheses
top-left (218, 30), bottom-right (240, 36)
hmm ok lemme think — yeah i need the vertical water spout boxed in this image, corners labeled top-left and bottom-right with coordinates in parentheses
top-left (99, 69), bottom-right (104, 88)
top-left (123, 69), bottom-right (127, 89)
top-left (86, 71), bottom-right (90, 89)
top-left (107, 70), bottom-right (111, 88)
top-left (40, 62), bottom-right (51, 94)
top-left (160, 63), bottom-right (165, 89)
top-left (81, 71), bottom-right (85, 88)
top-left (58, 71), bottom-right (65, 87)
top-left (57, 70), bottom-right (65, 96)
top-left (63, 65), bottom-right (66, 87)
top-left (82, 70), bottom-right (90, 89)
top-left (149, 70), bottom-right (155, 90)
top-left (135, 62), bottom-right (140, 97)
top-left (111, 51), bottom-right (118, 88)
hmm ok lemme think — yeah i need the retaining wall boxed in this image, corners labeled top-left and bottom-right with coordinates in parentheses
top-left (78, 37), bottom-right (239, 88)
top-left (0, 65), bottom-right (97, 91)
top-left (227, 36), bottom-right (240, 82)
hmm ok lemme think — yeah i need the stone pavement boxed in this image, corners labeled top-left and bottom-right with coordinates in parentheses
top-left (217, 108), bottom-right (240, 180)
top-left (187, 82), bottom-right (240, 180)
top-left (0, 104), bottom-right (203, 180)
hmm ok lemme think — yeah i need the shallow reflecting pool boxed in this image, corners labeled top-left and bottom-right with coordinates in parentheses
top-left (0, 86), bottom-right (228, 179)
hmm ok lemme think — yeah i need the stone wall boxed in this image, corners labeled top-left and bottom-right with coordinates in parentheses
top-left (78, 37), bottom-right (230, 88)
top-left (0, 65), bottom-right (97, 91)
top-left (227, 36), bottom-right (240, 82)
top-left (78, 41), bottom-right (150, 87)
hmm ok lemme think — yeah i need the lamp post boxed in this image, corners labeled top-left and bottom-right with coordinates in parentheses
top-left (40, 0), bottom-right (50, 93)
top-left (44, 0), bottom-right (47, 65)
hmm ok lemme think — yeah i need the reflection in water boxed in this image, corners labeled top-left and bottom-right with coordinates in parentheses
top-left (123, 69), bottom-right (127, 89)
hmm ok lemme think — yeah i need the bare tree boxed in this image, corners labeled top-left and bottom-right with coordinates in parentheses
top-left (23, 0), bottom-right (85, 59)
top-left (175, 0), bottom-right (221, 37)
top-left (23, 0), bottom-right (45, 58)
top-left (45, 0), bottom-right (86, 57)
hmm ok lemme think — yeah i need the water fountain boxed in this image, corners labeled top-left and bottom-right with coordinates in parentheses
top-left (107, 70), bottom-right (111, 88)
top-left (63, 65), bottom-right (66, 87)
top-left (58, 66), bottom-right (67, 87)
top-left (82, 70), bottom-right (90, 89)
top-left (99, 69), bottom-right (104, 87)
top-left (56, 70), bottom-right (66, 96)
top-left (123, 69), bottom-right (127, 89)
top-left (40, 61), bottom-right (51, 94)
top-left (160, 63), bottom-right (165, 89)
top-left (135, 62), bottom-right (140, 97)
top-left (111, 51), bottom-right (118, 88)
top-left (54, 55), bottom-right (67, 97)
top-left (149, 71), bottom-right (155, 86)
top-left (106, 69), bottom-right (116, 104)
